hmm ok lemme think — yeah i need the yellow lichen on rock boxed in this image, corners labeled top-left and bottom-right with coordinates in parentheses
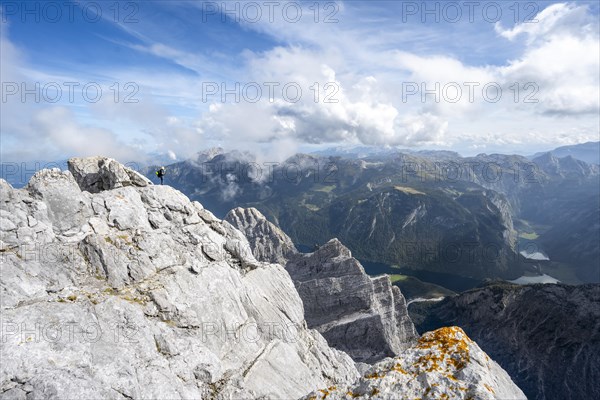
top-left (318, 386), bottom-right (338, 399)
top-left (364, 371), bottom-right (386, 379)
top-left (392, 363), bottom-right (408, 374)
top-left (304, 326), bottom-right (525, 400)
top-left (415, 327), bottom-right (472, 372)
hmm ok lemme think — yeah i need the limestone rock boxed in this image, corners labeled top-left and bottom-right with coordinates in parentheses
top-left (305, 327), bottom-right (527, 400)
top-left (0, 160), bottom-right (358, 399)
top-left (68, 157), bottom-right (152, 193)
top-left (288, 239), bottom-right (418, 363)
top-left (225, 208), bottom-right (418, 363)
top-left (25, 168), bottom-right (92, 235)
top-left (225, 207), bottom-right (298, 265)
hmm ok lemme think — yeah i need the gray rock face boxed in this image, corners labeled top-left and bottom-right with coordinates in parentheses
top-left (288, 240), bottom-right (418, 363)
top-left (225, 207), bottom-right (298, 265)
top-left (225, 209), bottom-right (418, 363)
top-left (305, 326), bottom-right (526, 400)
top-left (25, 168), bottom-right (93, 235)
top-left (416, 283), bottom-right (600, 400)
top-left (0, 158), bottom-right (359, 399)
top-left (68, 156), bottom-right (152, 193)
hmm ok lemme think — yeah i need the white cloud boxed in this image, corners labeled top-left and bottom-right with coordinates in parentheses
top-left (194, 46), bottom-right (448, 147)
top-left (395, 113), bottom-right (449, 146)
top-left (495, 3), bottom-right (594, 43)
top-left (148, 0), bottom-right (600, 153)
top-left (1, 1), bottom-right (598, 161)
top-left (498, 4), bottom-right (599, 116)
top-left (30, 107), bottom-right (144, 161)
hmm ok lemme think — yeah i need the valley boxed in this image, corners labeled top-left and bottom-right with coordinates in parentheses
top-left (148, 145), bottom-right (599, 295)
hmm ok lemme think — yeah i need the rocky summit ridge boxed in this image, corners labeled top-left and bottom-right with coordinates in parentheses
top-left (1, 157), bottom-right (524, 399)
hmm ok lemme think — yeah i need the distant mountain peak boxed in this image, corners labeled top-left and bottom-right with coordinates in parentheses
top-left (531, 141), bottom-right (600, 165)
top-left (194, 147), bottom-right (225, 163)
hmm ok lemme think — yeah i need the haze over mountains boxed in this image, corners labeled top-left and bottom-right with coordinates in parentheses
top-left (530, 141), bottom-right (600, 165)
top-left (143, 142), bottom-right (600, 290)
top-left (2, 142), bottom-right (597, 288)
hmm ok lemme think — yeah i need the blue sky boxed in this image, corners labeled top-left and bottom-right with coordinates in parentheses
top-left (1, 1), bottom-right (599, 162)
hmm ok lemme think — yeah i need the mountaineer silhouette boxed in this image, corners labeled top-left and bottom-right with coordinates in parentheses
top-left (156, 166), bottom-right (166, 184)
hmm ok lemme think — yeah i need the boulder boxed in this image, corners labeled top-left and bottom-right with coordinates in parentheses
top-left (68, 157), bottom-right (152, 193)
top-left (305, 327), bottom-right (527, 400)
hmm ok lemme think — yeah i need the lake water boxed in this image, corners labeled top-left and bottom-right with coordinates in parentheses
top-left (509, 274), bottom-right (560, 285)
top-left (357, 260), bottom-right (398, 276)
top-left (519, 250), bottom-right (550, 261)
top-left (357, 260), bottom-right (483, 292)
top-left (406, 297), bottom-right (445, 306)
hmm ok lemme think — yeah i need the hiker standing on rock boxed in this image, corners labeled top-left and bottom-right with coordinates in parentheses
top-left (156, 166), bottom-right (166, 185)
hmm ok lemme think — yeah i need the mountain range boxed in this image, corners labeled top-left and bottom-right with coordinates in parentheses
top-left (530, 141), bottom-right (600, 165)
top-left (145, 144), bottom-right (599, 288)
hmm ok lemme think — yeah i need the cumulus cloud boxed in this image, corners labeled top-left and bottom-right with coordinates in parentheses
top-left (31, 107), bottom-right (144, 161)
top-left (190, 2), bottom-right (597, 151)
top-left (2, 1), bottom-right (598, 162)
top-left (196, 46), bottom-right (449, 148)
top-left (497, 3), bottom-right (599, 116)
top-left (395, 113), bottom-right (449, 146)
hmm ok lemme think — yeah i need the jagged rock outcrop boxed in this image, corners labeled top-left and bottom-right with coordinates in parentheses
top-left (0, 160), bottom-right (359, 399)
top-left (287, 240), bottom-right (418, 363)
top-left (225, 207), bottom-right (298, 265)
top-left (225, 208), bottom-right (418, 363)
top-left (416, 283), bottom-right (600, 400)
top-left (306, 327), bottom-right (527, 400)
top-left (68, 156), bottom-right (152, 193)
